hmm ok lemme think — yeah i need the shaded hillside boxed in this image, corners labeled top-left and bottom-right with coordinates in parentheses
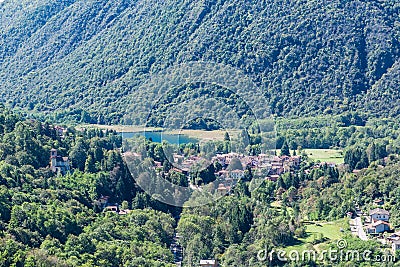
top-left (0, 0), bottom-right (399, 124)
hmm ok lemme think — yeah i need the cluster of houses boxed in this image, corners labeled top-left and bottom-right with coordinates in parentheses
top-left (370, 207), bottom-right (400, 255)
top-left (171, 154), bottom-right (201, 175)
top-left (214, 169), bottom-right (244, 194)
top-left (125, 149), bottom-right (304, 187)
top-left (352, 204), bottom-right (400, 255)
top-left (214, 153), bottom-right (302, 193)
top-left (365, 207), bottom-right (400, 254)
top-left (168, 152), bottom-right (302, 195)
top-left (212, 153), bottom-right (301, 174)
top-left (158, 152), bottom-right (303, 195)
top-left (265, 155), bottom-right (301, 182)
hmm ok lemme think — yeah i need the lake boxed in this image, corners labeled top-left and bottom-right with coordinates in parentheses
top-left (121, 131), bottom-right (198, 145)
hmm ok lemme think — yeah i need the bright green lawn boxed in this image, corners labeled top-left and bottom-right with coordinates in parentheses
top-left (274, 149), bottom-right (344, 164)
top-left (284, 219), bottom-right (348, 252)
top-left (305, 220), bottom-right (345, 241)
top-left (303, 149), bottom-right (344, 164)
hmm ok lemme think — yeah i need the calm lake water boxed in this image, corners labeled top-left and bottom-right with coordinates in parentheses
top-left (121, 131), bottom-right (198, 144)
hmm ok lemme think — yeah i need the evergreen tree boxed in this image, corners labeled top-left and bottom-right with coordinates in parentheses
top-left (69, 139), bottom-right (88, 171)
top-left (224, 132), bottom-right (230, 141)
top-left (277, 176), bottom-right (286, 190)
top-left (280, 140), bottom-right (291, 156)
top-left (84, 154), bottom-right (96, 173)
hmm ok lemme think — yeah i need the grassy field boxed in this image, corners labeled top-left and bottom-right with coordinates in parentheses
top-left (275, 149), bottom-right (344, 164)
top-left (167, 129), bottom-right (239, 141)
top-left (303, 149), bottom-right (344, 164)
top-left (304, 221), bottom-right (345, 241)
top-left (284, 219), bottom-right (348, 253)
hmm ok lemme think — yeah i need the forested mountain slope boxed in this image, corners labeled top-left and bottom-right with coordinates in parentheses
top-left (0, 0), bottom-right (399, 124)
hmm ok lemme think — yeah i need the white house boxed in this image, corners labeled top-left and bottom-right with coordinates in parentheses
top-left (369, 208), bottom-right (390, 222)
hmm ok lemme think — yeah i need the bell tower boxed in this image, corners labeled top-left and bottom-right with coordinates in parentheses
top-left (50, 149), bottom-right (57, 171)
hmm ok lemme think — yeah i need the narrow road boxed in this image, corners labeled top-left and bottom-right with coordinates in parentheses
top-left (354, 216), bottom-right (368, 241)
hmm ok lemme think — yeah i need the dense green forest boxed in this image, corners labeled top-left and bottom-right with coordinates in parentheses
top-left (0, 106), bottom-right (178, 266)
top-left (0, 0), bottom-right (399, 124)
top-left (0, 106), bottom-right (398, 266)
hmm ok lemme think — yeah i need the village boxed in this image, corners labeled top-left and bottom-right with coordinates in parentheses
top-left (47, 127), bottom-right (399, 266)
top-left (159, 152), bottom-right (302, 194)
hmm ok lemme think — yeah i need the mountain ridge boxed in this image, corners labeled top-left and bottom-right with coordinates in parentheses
top-left (0, 0), bottom-right (399, 124)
